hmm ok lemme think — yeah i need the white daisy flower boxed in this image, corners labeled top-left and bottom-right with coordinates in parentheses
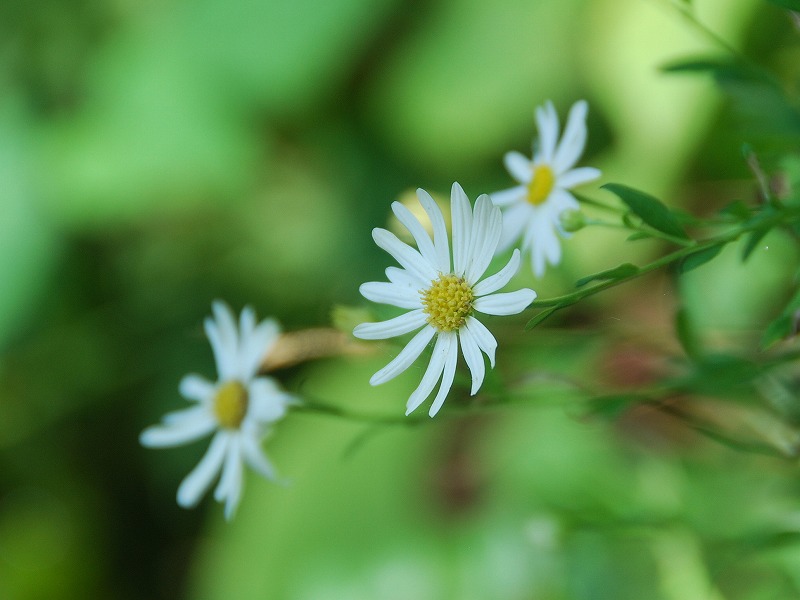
top-left (140, 301), bottom-right (293, 520)
top-left (491, 100), bottom-right (601, 278)
top-left (353, 183), bottom-right (537, 418)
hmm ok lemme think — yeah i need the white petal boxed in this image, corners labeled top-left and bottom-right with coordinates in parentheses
top-left (392, 201), bottom-right (438, 268)
top-left (239, 306), bottom-right (256, 341)
top-left (248, 377), bottom-right (290, 423)
top-left (450, 182), bottom-right (473, 277)
top-left (496, 202), bottom-right (532, 255)
top-left (553, 100), bottom-right (588, 173)
top-left (386, 266), bottom-right (426, 289)
top-left (503, 151), bottom-right (532, 183)
top-left (373, 228), bottom-right (437, 283)
top-left (405, 332), bottom-right (453, 416)
top-left (475, 289), bottom-right (537, 316)
top-left (535, 101), bottom-right (559, 163)
top-left (459, 327), bottom-right (485, 396)
top-left (428, 335), bottom-right (459, 417)
top-left (474, 249), bottom-right (521, 296)
top-left (179, 374), bottom-right (215, 403)
top-left (139, 412), bottom-right (216, 448)
top-left (163, 404), bottom-right (209, 425)
top-left (490, 185), bottom-right (526, 207)
top-left (464, 316), bottom-right (497, 367)
top-left (359, 281), bottom-right (422, 310)
top-left (557, 166), bottom-right (601, 189)
top-left (215, 436), bottom-right (244, 520)
top-left (205, 312), bottom-right (238, 381)
top-left (353, 309), bottom-right (426, 341)
top-left (466, 195), bottom-right (503, 283)
top-left (369, 325), bottom-right (436, 385)
top-left (525, 213), bottom-right (556, 278)
top-left (176, 431), bottom-right (228, 508)
top-left (416, 188), bottom-right (450, 273)
top-left (241, 433), bottom-right (277, 481)
top-left (240, 318), bottom-right (281, 380)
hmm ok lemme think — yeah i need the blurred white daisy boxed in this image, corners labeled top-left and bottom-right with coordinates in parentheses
top-left (354, 183), bottom-right (536, 417)
top-left (140, 301), bottom-right (293, 520)
top-left (491, 100), bottom-right (601, 277)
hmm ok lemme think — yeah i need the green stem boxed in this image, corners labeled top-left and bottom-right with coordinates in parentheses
top-left (532, 206), bottom-right (800, 309)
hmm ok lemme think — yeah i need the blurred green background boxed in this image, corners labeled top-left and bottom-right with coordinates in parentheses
top-left (2, 0), bottom-right (800, 598)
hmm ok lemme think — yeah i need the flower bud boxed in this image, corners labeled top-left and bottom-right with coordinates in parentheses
top-left (559, 209), bottom-right (586, 233)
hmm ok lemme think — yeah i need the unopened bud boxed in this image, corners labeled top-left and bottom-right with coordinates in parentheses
top-left (559, 209), bottom-right (586, 233)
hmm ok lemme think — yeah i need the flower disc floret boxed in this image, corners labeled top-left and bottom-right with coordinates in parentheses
top-left (527, 165), bottom-right (555, 206)
top-left (422, 274), bottom-right (474, 332)
top-left (213, 380), bottom-right (248, 429)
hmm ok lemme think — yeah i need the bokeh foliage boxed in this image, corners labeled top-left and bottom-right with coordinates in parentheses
top-left (1, 0), bottom-right (800, 598)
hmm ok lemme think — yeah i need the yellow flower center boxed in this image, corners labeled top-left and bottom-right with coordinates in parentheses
top-left (213, 380), bottom-right (249, 429)
top-left (421, 274), bottom-right (474, 332)
top-left (527, 164), bottom-right (555, 206)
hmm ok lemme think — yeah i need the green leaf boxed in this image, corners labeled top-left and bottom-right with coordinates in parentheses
top-left (675, 306), bottom-right (702, 360)
top-left (575, 263), bottom-right (639, 288)
top-left (761, 314), bottom-right (794, 349)
top-left (525, 306), bottom-right (560, 331)
top-left (679, 243), bottom-right (724, 274)
top-left (741, 227), bottom-right (770, 261)
top-left (661, 57), bottom-right (741, 76)
top-left (719, 199), bottom-right (752, 221)
top-left (767, 0), bottom-right (800, 11)
top-left (602, 183), bottom-right (689, 240)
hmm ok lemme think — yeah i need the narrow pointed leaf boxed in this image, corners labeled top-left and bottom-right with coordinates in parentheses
top-left (575, 263), bottom-right (639, 288)
top-left (603, 183), bottom-right (689, 239)
top-left (679, 243), bottom-right (724, 274)
top-left (525, 306), bottom-right (560, 331)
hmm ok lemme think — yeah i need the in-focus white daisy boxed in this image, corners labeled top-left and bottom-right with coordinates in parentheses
top-left (140, 301), bottom-right (293, 520)
top-left (353, 183), bottom-right (536, 417)
top-left (491, 100), bottom-right (601, 278)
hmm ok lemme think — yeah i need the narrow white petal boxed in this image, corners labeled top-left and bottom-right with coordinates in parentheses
top-left (241, 433), bottom-right (277, 480)
top-left (216, 436), bottom-right (244, 520)
top-left (428, 336), bottom-right (459, 417)
top-left (248, 377), bottom-right (290, 423)
top-left (496, 202), bottom-right (532, 255)
top-left (417, 188), bottom-right (450, 273)
top-left (557, 166), bottom-right (601, 189)
top-left (466, 195), bottom-right (503, 283)
top-left (179, 374), bottom-right (215, 403)
top-left (176, 431), bottom-right (228, 508)
top-left (450, 182), bottom-right (473, 277)
top-left (139, 412), bottom-right (216, 448)
top-left (392, 201), bottom-right (438, 268)
top-left (503, 151), bottom-right (532, 183)
top-left (490, 185), bottom-right (527, 207)
top-left (353, 309), bottom-right (426, 340)
top-left (239, 306), bottom-right (256, 342)
top-left (535, 101), bottom-right (559, 163)
top-left (474, 249), bottom-right (521, 296)
top-left (373, 228), bottom-right (438, 283)
top-left (405, 332), bottom-right (452, 415)
top-left (475, 289), bottom-right (537, 315)
top-left (386, 266), bottom-right (424, 288)
top-left (459, 327), bottom-right (485, 396)
top-left (359, 281), bottom-right (422, 310)
top-left (240, 318), bottom-right (281, 380)
top-left (370, 325), bottom-right (436, 385)
top-left (205, 316), bottom-right (237, 381)
top-left (163, 404), bottom-right (209, 425)
top-left (464, 316), bottom-right (497, 367)
top-left (552, 100), bottom-right (589, 172)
